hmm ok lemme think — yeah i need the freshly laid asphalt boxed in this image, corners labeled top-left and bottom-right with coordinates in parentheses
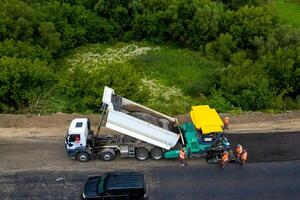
top-left (227, 131), bottom-right (300, 162)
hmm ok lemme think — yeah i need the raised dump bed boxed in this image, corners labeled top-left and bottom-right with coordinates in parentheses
top-left (102, 86), bottom-right (180, 150)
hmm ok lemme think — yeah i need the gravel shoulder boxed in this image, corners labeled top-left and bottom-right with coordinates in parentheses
top-left (0, 110), bottom-right (299, 140)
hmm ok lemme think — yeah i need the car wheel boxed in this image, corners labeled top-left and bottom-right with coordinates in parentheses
top-left (77, 152), bottom-right (90, 162)
top-left (150, 147), bottom-right (163, 160)
top-left (136, 148), bottom-right (149, 161)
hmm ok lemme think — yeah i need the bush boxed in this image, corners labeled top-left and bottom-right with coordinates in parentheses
top-left (260, 47), bottom-right (300, 99)
top-left (0, 0), bottom-right (299, 114)
top-left (205, 33), bottom-right (237, 62)
top-left (0, 0), bottom-right (37, 41)
top-left (57, 63), bottom-right (149, 113)
top-left (0, 56), bottom-right (55, 112)
top-left (0, 39), bottom-right (51, 62)
top-left (218, 0), bottom-right (263, 10)
top-left (208, 89), bottom-right (232, 112)
top-left (220, 52), bottom-right (274, 110)
top-left (281, 96), bottom-right (300, 110)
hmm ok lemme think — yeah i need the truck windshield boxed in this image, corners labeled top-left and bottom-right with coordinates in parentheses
top-left (97, 174), bottom-right (107, 194)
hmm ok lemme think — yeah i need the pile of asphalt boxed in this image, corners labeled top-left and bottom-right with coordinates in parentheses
top-left (227, 131), bottom-right (300, 162)
top-left (129, 112), bottom-right (170, 130)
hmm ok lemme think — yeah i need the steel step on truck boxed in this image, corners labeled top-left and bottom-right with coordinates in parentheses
top-left (65, 86), bottom-right (231, 162)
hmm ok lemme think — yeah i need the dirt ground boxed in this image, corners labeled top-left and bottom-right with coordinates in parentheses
top-left (0, 110), bottom-right (299, 140)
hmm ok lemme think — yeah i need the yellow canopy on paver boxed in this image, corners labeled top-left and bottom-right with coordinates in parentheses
top-left (190, 105), bottom-right (224, 134)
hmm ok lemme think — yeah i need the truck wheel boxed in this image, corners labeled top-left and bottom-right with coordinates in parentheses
top-left (150, 147), bottom-right (163, 160)
top-left (77, 152), bottom-right (90, 162)
top-left (136, 148), bottom-right (149, 161)
top-left (99, 150), bottom-right (115, 161)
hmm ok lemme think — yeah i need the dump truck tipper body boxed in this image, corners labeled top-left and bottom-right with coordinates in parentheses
top-left (65, 86), bottom-right (230, 162)
top-left (102, 86), bottom-right (180, 150)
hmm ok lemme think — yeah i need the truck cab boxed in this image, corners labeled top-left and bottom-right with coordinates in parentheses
top-left (65, 118), bottom-right (91, 161)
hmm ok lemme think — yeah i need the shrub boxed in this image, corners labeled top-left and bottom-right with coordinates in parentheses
top-left (0, 56), bottom-right (55, 112)
top-left (0, 39), bottom-right (51, 62)
top-left (57, 63), bottom-right (149, 113)
top-left (208, 89), bottom-right (232, 112)
top-left (220, 52), bottom-right (274, 110)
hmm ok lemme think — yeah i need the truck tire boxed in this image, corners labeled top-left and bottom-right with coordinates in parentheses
top-left (99, 149), bottom-right (115, 161)
top-left (136, 148), bottom-right (149, 161)
top-left (150, 147), bottom-right (163, 160)
top-left (77, 152), bottom-right (90, 162)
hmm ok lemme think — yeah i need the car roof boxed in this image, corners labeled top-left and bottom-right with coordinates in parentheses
top-left (105, 172), bottom-right (144, 190)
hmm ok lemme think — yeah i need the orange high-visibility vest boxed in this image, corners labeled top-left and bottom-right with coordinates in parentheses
top-left (180, 150), bottom-right (186, 159)
top-left (224, 118), bottom-right (229, 125)
top-left (241, 150), bottom-right (248, 161)
top-left (222, 152), bottom-right (229, 162)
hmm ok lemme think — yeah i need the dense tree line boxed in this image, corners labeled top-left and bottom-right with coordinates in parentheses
top-left (0, 0), bottom-right (299, 113)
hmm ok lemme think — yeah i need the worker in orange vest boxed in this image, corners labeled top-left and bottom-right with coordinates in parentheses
top-left (220, 150), bottom-right (229, 169)
top-left (179, 147), bottom-right (187, 167)
top-left (235, 144), bottom-right (243, 162)
top-left (223, 117), bottom-right (230, 130)
top-left (240, 149), bottom-right (248, 167)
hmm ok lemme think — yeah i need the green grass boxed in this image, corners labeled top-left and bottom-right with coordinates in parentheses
top-left (62, 43), bottom-right (223, 98)
top-left (130, 46), bottom-right (223, 95)
top-left (274, 0), bottom-right (300, 28)
top-left (129, 46), bottom-right (223, 114)
top-left (60, 43), bottom-right (225, 114)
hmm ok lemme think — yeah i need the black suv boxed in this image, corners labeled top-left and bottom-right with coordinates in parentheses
top-left (82, 172), bottom-right (148, 200)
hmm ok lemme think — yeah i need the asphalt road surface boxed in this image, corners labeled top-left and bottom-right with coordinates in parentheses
top-left (227, 131), bottom-right (300, 162)
top-left (1, 160), bottom-right (300, 200)
top-left (1, 131), bottom-right (300, 199)
top-left (1, 131), bottom-right (299, 172)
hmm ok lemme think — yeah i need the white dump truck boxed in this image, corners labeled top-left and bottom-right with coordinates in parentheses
top-left (64, 86), bottom-right (181, 162)
top-left (65, 86), bottom-right (231, 162)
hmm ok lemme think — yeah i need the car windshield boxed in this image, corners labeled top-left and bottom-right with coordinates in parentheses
top-left (97, 174), bottom-right (107, 194)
